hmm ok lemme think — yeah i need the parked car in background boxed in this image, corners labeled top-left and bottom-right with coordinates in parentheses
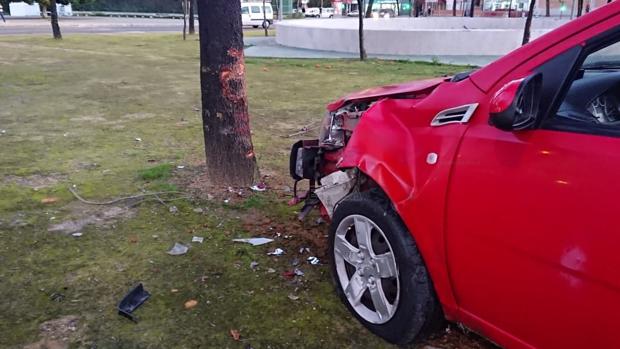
top-left (320, 8), bottom-right (335, 18)
top-left (289, 2), bottom-right (620, 348)
top-left (241, 2), bottom-right (273, 29)
top-left (305, 7), bottom-right (321, 17)
top-left (346, 10), bottom-right (359, 17)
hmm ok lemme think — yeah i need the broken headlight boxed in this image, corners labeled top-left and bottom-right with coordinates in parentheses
top-left (319, 111), bottom-right (345, 149)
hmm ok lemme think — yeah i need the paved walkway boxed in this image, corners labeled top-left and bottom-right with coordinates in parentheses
top-left (244, 37), bottom-right (498, 66)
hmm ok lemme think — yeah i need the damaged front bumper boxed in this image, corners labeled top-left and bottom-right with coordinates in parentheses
top-left (289, 139), bottom-right (355, 220)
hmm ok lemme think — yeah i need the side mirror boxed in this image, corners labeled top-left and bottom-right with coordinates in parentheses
top-left (489, 73), bottom-right (543, 131)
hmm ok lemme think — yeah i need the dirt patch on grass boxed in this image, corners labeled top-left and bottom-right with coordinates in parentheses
top-left (24, 315), bottom-right (81, 349)
top-left (48, 203), bottom-right (135, 235)
top-left (2, 173), bottom-right (67, 190)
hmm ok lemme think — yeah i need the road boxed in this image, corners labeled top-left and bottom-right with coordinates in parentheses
top-left (0, 17), bottom-right (187, 35)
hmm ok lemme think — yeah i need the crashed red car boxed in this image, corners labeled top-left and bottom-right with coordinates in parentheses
top-left (289, 3), bottom-right (620, 348)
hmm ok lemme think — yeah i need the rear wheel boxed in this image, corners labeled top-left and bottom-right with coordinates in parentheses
top-left (329, 191), bottom-right (444, 345)
top-left (262, 20), bottom-right (270, 29)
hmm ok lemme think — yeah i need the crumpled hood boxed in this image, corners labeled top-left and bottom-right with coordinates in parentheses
top-left (327, 77), bottom-right (448, 112)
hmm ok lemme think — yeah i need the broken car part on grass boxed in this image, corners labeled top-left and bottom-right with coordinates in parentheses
top-left (118, 283), bottom-right (150, 323)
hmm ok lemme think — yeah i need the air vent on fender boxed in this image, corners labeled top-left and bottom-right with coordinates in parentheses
top-left (430, 103), bottom-right (478, 126)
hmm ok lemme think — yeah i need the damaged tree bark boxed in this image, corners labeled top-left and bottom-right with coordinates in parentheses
top-left (197, 0), bottom-right (258, 186)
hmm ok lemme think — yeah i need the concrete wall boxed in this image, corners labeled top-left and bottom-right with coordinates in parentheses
top-left (9, 2), bottom-right (40, 17)
top-left (276, 17), bottom-right (569, 57)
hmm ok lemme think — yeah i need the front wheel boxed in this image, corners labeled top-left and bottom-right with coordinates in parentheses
top-left (262, 20), bottom-right (270, 29)
top-left (329, 191), bottom-right (444, 345)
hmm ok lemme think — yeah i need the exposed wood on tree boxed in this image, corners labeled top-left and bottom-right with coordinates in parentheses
top-left (50, 0), bottom-right (61, 39)
top-left (522, 0), bottom-right (536, 45)
top-left (357, 0), bottom-right (367, 60)
top-left (197, 0), bottom-right (258, 186)
top-left (189, 0), bottom-right (195, 35)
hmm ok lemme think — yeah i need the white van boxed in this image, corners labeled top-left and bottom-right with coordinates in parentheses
top-left (241, 3), bottom-right (274, 29)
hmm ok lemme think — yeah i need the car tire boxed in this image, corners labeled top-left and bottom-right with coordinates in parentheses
top-left (329, 190), bottom-right (444, 345)
top-left (252, 25), bottom-right (259, 28)
top-left (262, 20), bottom-right (270, 29)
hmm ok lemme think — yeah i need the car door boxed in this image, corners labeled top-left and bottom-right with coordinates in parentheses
top-left (446, 35), bottom-right (620, 348)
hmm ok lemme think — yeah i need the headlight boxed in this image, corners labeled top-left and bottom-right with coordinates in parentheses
top-left (319, 111), bottom-right (345, 149)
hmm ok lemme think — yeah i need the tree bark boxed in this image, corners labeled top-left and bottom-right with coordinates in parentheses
top-left (576, 0), bottom-right (583, 16)
top-left (189, 0), bottom-right (195, 35)
top-left (365, 0), bottom-right (375, 18)
top-left (197, 0), bottom-right (258, 186)
top-left (182, 0), bottom-right (188, 40)
top-left (522, 0), bottom-right (536, 45)
top-left (50, 0), bottom-right (61, 39)
top-left (357, 0), bottom-right (367, 60)
top-left (452, 0), bottom-right (457, 16)
top-left (545, 0), bottom-right (550, 16)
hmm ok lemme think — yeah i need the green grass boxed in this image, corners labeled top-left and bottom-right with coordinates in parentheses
top-left (0, 34), bottom-right (477, 349)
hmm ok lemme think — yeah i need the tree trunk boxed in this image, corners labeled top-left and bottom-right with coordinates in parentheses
top-left (522, 0), bottom-right (536, 45)
top-left (365, 0), bottom-right (375, 18)
top-left (452, 0), bottom-right (457, 16)
top-left (508, 0), bottom-right (513, 17)
top-left (469, 0), bottom-right (475, 17)
top-left (197, 0), bottom-right (258, 186)
top-left (189, 0), bottom-right (195, 35)
top-left (357, 0), bottom-right (367, 60)
top-left (263, 0), bottom-right (268, 37)
top-left (576, 0), bottom-right (583, 16)
top-left (182, 0), bottom-right (188, 40)
top-left (50, 0), bottom-right (61, 39)
top-left (545, 0), bottom-right (550, 16)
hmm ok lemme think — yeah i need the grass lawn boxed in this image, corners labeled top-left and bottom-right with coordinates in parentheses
top-left (0, 34), bottom-right (487, 349)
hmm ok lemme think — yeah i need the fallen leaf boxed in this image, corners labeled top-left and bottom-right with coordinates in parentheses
top-left (262, 67), bottom-right (269, 72)
top-left (184, 299), bottom-right (198, 309)
top-left (230, 329), bottom-right (241, 341)
top-left (41, 197), bottom-right (60, 204)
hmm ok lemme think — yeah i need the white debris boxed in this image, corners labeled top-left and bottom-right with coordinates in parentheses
top-left (134, 137), bottom-right (142, 142)
top-left (167, 242), bottom-right (189, 256)
top-left (307, 256), bottom-right (320, 265)
top-left (71, 232), bottom-right (83, 237)
top-left (267, 248), bottom-right (285, 256)
top-left (233, 237), bottom-right (274, 246)
top-left (192, 236), bottom-right (204, 244)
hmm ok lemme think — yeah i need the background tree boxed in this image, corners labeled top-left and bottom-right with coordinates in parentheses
top-left (49, 0), bottom-right (61, 39)
top-left (545, 0), bottom-right (550, 16)
top-left (182, 0), bottom-right (188, 40)
top-left (453, 0), bottom-right (457, 16)
top-left (188, 0), bottom-right (195, 35)
top-left (468, 0), bottom-right (475, 17)
top-left (522, 0), bottom-right (536, 45)
top-left (196, 0), bottom-right (258, 186)
top-left (365, 0), bottom-right (374, 17)
top-left (576, 0), bottom-right (584, 16)
top-left (357, 0), bottom-right (367, 60)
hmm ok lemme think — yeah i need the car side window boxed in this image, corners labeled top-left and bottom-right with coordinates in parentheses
top-left (241, 7), bottom-right (249, 14)
top-left (251, 6), bottom-right (261, 13)
top-left (548, 36), bottom-right (620, 137)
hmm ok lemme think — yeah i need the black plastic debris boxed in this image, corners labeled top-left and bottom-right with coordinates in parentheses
top-left (118, 283), bottom-right (150, 323)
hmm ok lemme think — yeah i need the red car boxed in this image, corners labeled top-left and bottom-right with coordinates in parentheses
top-left (290, 2), bottom-right (620, 348)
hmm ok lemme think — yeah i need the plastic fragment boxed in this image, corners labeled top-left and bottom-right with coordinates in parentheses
top-left (250, 183), bottom-right (267, 192)
top-left (167, 243), bottom-right (189, 256)
top-left (288, 294), bottom-right (300, 301)
top-left (294, 268), bottom-right (304, 276)
top-left (71, 232), bottom-right (83, 237)
top-left (267, 248), bottom-right (285, 256)
top-left (192, 236), bottom-right (204, 244)
top-left (233, 237), bottom-right (274, 246)
top-left (169, 206), bottom-right (178, 214)
top-left (250, 261), bottom-right (259, 269)
top-left (307, 256), bottom-right (320, 265)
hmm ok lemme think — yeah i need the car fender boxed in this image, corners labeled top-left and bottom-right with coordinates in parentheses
top-left (337, 80), bottom-right (485, 319)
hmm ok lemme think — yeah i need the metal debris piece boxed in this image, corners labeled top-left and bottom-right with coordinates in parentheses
top-left (307, 256), bottom-right (320, 265)
top-left (288, 294), bottom-right (300, 301)
top-left (118, 283), bottom-right (150, 323)
top-left (177, 165), bottom-right (185, 169)
top-left (71, 232), bottom-right (83, 237)
top-left (299, 247), bottom-right (311, 254)
top-left (294, 268), bottom-right (304, 276)
top-left (192, 236), bottom-right (204, 244)
top-left (167, 243), bottom-right (189, 256)
top-left (267, 248), bottom-right (285, 256)
top-left (169, 206), bottom-right (178, 214)
top-left (134, 137), bottom-right (142, 142)
top-left (232, 237), bottom-right (274, 246)
top-left (0, 129), bottom-right (6, 134)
